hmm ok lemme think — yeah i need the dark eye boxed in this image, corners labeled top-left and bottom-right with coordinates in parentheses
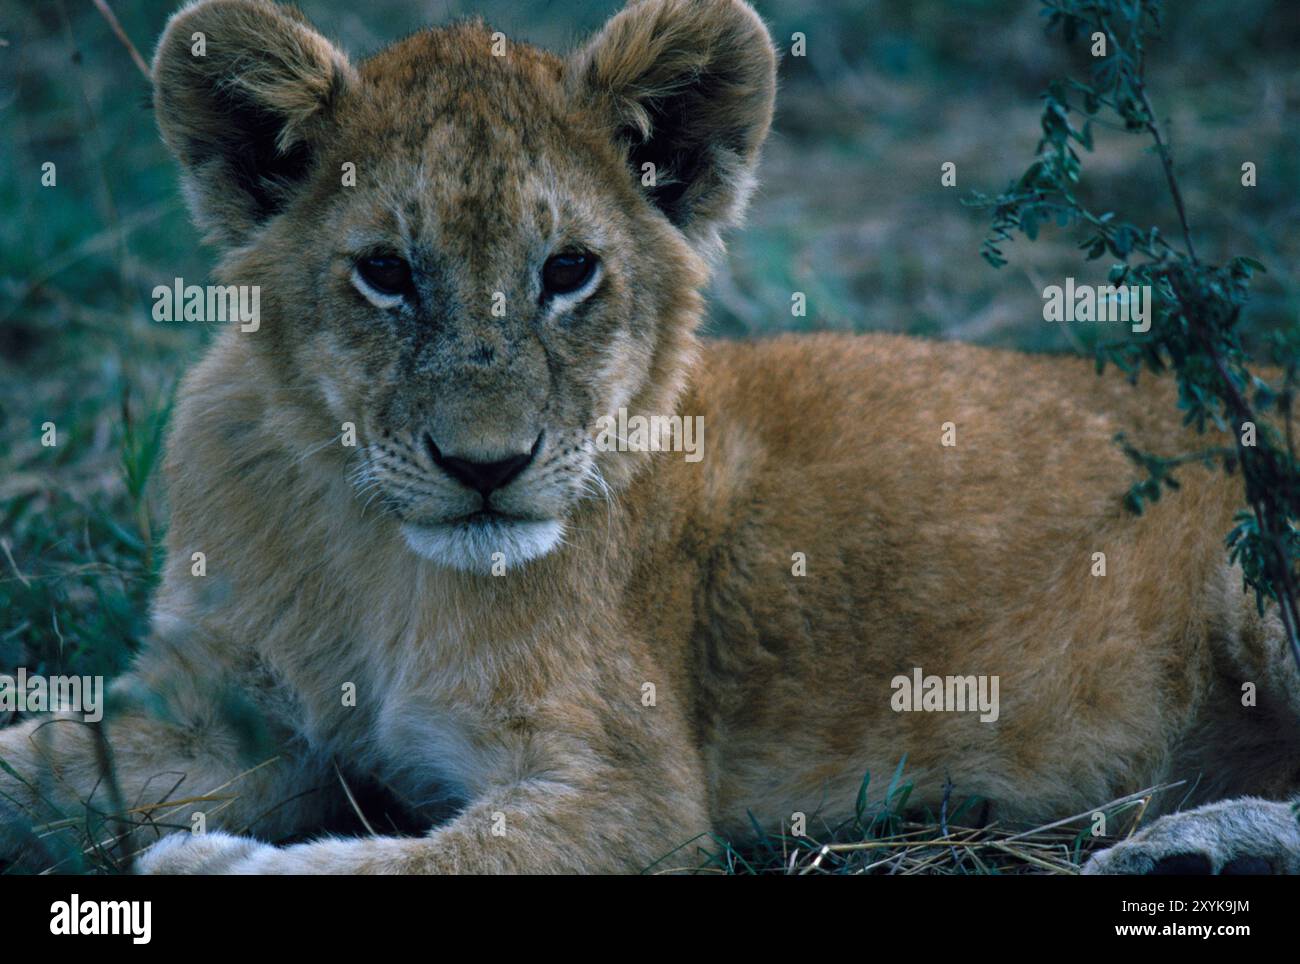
top-left (541, 251), bottom-right (598, 296)
top-left (356, 255), bottom-right (412, 297)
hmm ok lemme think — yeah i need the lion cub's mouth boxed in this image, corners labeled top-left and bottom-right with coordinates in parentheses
top-left (399, 512), bottom-right (565, 575)
top-left (447, 509), bottom-right (523, 526)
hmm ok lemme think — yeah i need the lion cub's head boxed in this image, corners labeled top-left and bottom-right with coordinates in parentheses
top-left (152, 0), bottom-right (775, 573)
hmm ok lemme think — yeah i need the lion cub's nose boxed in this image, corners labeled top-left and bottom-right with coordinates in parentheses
top-left (425, 433), bottom-right (540, 497)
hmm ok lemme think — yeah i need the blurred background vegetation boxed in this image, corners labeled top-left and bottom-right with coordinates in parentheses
top-left (1, 0), bottom-right (1297, 690)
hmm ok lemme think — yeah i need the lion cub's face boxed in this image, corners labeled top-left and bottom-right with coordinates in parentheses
top-left (153, 0), bottom-right (775, 573)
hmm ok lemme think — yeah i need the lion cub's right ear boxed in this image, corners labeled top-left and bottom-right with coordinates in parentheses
top-left (152, 0), bottom-right (355, 245)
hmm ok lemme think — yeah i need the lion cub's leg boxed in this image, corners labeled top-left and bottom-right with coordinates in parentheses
top-left (137, 690), bottom-right (711, 875)
top-left (0, 654), bottom-right (331, 869)
top-left (138, 773), bottom-right (708, 875)
top-left (1082, 797), bottom-right (1300, 875)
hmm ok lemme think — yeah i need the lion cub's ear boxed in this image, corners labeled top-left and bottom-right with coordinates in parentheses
top-left (151, 0), bottom-right (355, 245)
top-left (568, 0), bottom-right (777, 251)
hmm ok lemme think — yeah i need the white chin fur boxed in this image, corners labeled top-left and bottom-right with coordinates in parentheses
top-left (400, 517), bottom-right (564, 574)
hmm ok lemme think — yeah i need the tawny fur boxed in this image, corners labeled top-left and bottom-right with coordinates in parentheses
top-left (1, 0), bottom-right (1297, 875)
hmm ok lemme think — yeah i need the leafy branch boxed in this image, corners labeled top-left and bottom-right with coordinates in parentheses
top-left (968, 0), bottom-right (1300, 671)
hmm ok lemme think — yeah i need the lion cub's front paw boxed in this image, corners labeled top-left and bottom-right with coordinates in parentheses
top-left (136, 831), bottom-right (277, 875)
top-left (1082, 797), bottom-right (1300, 875)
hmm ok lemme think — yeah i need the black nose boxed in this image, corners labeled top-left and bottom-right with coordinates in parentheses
top-left (425, 433), bottom-right (540, 497)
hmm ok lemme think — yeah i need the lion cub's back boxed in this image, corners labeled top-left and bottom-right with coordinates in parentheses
top-left (691, 332), bottom-right (1186, 465)
top-left (682, 333), bottom-right (1201, 557)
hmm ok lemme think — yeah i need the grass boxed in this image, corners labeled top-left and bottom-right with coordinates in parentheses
top-left (1, 0), bottom-right (1297, 874)
top-left (4, 744), bottom-right (1183, 875)
top-left (668, 758), bottom-right (1189, 875)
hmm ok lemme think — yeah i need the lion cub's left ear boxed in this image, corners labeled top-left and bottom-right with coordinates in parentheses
top-left (568, 0), bottom-right (777, 251)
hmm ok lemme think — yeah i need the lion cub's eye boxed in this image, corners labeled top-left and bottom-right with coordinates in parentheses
top-left (541, 251), bottom-right (598, 296)
top-left (356, 255), bottom-right (412, 297)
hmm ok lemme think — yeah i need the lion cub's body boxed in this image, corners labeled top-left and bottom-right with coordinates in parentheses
top-left (2, 0), bottom-right (1297, 875)
top-left (141, 326), bottom-right (1294, 865)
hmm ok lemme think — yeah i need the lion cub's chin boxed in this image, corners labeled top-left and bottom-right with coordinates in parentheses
top-left (399, 516), bottom-right (565, 574)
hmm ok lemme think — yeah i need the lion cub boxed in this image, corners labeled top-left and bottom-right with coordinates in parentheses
top-left (1, 0), bottom-right (1297, 874)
